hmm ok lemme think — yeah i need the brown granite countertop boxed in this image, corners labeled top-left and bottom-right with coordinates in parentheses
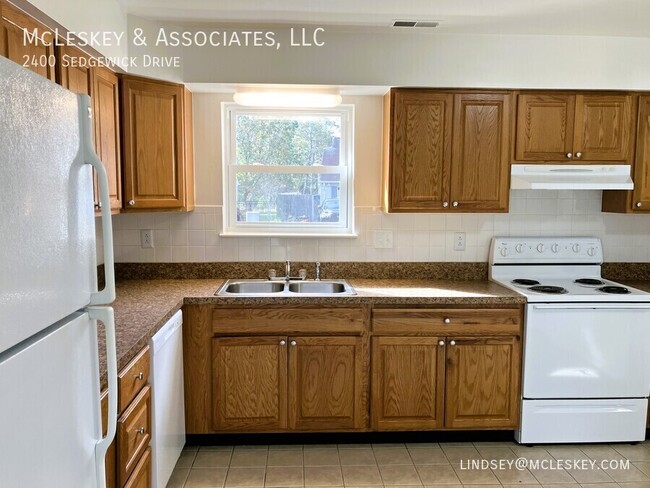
top-left (98, 278), bottom-right (525, 387)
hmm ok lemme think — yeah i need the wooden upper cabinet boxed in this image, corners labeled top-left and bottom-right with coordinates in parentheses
top-left (121, 76), bottom-right (195, 211)
top-left (384, 90), bottom-right (453, 211)
top-left (371, 337), bottom-right (445, 431)
top-left (56, 45), bottom-right (91, 95)
top-left (445, 336), bottom-right (521, 429)
top-left (631, 96), bottom-right (650, 211)
top-left (574, 94), bottom-right (635, 161)
top-left (288, 336), bottom-right (365, 431)
top-left (1, 1), bottom-right (55, 81)
top-left (383, 89), bottom-right (511, 213)
top-left (450, 93), bottom-right (511, 211)
top-left (93, 66), bottom-right (122, 211)
top-left (212, 336), bottom-right (287, 432)
top-left (515, 92), bottom-right (636, 163)
top-left (515, 93), bottom-right (575, 161)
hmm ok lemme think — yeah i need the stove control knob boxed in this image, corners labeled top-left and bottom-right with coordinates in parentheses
top-left (587, 247), bottom-right (597, 257)
top-left (515, 243), bottom-right (524, 253)
top-left (551, 243), bottom-right (560, 253)
top-left (536, 243), bottom-right (545, 253)
top-left (572, 243), bottom-right (581, 253)
top-left (500, 247), bottom-right (510, 257)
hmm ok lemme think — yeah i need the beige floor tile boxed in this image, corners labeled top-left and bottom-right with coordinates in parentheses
top-left (230, 449), bottom-right (269, 467)
top-left (303, 465), bottom-right (343, 486)
top-left (440, 447), bottom-right (481, 464)
top-left (636, 463), bottom-right (650, 476)
top-left (578, 445), bottom-right (622, 462)
top-left (183, 446), bottom-right (200, 452)
top-left (267, 449), bottom-right (303, 467)
top-left (540, 484), bottom-right (580, 488)
top-left (185, 468), bottom-right (228, 488)
top-left (565, 467), bottom-right (614, 484)
top-left (268, 444), bottom-right (303, 451)
top-left (612, 446), bottom-right (650, 462)
top-left (616, 482), bottom-right (650, 488)
top-left (510, 446), bottom-right (554, 461)
top-left (339, 444), bottom-right (373, 449)
top-left (304, 444), bottom-right (338, 450)
top-left (530, 467), bottom-right (577, 484)
top-left (342, 465), bottom-right (383, 486)
top-left (373, 448), bottom-right (413, 466)
top-left (193, 450), bottom-right (232, 468)
top-left (473, 442), bottom-right (518, 448)
top-left (606, 464), bottom-right (650, 482)
top-left (475, 446), bottom-right (518, 461)
top-left (265, 466), bottom-right (303, 487)
top-left (439, 443), bottom-right (475, 448)
top-left (492, 467), bottom-right (540, 485)
top-left (200, 446), bottom-right (234, 452)
top-left (339, 448), bottom-right (377, 466)
top-left (303, 448), bottom-right (340, 466)
top-left (450, 463), bottom-right (499, 485)
top-left (455, 485), bottom-right (500, 488)
top-left (225, 467), bottom-right (266, 487)
top-left (416, 465), bottom-right (462, 485)
top-left (501, 485), bottom-right (541, 488)
top-left (409, 448), bottom-right (449, 465)
top-left (546, 447), bottom-right (589, 462)
top-left (407, 443), bottom-right (440, 449)
top-left (166, 467), bottom-right (190, 488)
top-left (578, 483), bottom-right (619, 488)
top-left (373, 443), bottom-right (407, 449)
top-left (379, 464), bottom-right (422, 485)
top-left (177, 450), bottom-right (199, 469)
top-left (234, 445), bottom-right (269, 451)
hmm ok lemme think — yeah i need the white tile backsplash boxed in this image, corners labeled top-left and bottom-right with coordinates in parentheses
top-left (111, 190), bottom-right (650, 263)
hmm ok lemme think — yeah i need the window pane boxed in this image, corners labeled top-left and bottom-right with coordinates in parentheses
top-left (236, 172), bottom-right (341, 224)
top-left (235, 113), bottom-right (341, 167)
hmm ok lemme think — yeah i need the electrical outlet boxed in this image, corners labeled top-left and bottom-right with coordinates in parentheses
top-left (373, 230), bottom-right (394, 249)
top-left (140, 229), bottom-right (154, 249)
top-left (454, 232), bottom-right (466, 251)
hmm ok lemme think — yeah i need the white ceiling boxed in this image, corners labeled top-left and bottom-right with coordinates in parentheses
top-left (121, 0), bottom-right (650, 37)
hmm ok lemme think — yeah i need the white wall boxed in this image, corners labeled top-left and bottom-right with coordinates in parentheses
top-left (111, 93), bottom-right (650, 264)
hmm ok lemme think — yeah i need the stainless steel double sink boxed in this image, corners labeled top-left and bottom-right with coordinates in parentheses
top-left (215, 279), bottom-right (356, 297)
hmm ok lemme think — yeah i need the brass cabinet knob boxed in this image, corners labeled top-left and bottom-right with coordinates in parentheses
top-left (438, 340), bottom-right (445, 346)
top-left (290, 340), bottom-right (297, 347)
top-left (449, 340), bottom-right (456, 346)
top-left (442, 202), bottom-right (449, 208)
top-left (136, 372), bottom-right (143, 380)
top-left (636, 202), bottom-right (643, 208)
top-left (128, 200), bottom-right (136, 206)
top-left (443, 318), bottom-right (451, 324)
top-left (575, 152), bottom-right (582, 159)
top-left (280, 340), bottom-right (286, 346)
top-left (136, 427), bottom-right (145, 435)
top-left (452, 201), bottom-right (459, 207)
top-left (566, 152), bottom-right (573, 159)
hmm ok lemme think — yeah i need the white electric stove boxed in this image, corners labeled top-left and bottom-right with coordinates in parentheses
top-left (489, 237), bottom-right (650, 444)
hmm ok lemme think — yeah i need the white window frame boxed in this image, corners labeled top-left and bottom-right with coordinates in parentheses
top-left (220, 102), bottom-right (355, 237)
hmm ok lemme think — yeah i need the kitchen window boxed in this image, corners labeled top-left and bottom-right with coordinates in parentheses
top-left (221, 103), bottom-right (355, 236)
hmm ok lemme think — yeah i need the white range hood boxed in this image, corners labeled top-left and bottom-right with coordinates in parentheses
top-left (510, 164), bottom-right (634, 190)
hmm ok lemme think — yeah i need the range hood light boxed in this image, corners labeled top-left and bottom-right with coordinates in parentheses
top-left (233, 89), bottom-right (342, 108)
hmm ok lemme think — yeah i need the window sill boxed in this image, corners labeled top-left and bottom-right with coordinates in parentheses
top-left (219, 232), bottom-right (358, 238)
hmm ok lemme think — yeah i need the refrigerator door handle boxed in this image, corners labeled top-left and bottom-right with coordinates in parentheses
top-left (78, 95), bottom-right (116, 305)
top-left (88, 306), bottom-right (118, 488)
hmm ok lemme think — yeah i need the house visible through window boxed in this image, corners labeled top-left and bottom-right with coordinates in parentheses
top-left (221, 103), bottom-right (355, 236)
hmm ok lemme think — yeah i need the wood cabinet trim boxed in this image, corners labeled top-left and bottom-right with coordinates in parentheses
top-left (117, 384), bottom-right (151, 487)
top-left (118, 345), bottom-right (150, 413)
top-left (122, 447), bottom-right (151, 488)
top-left (632, 95), bottom-right (650, 210)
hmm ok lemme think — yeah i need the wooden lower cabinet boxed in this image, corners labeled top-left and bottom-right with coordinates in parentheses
top-left (445, 336), bottom-right (521, 429)
top-left (212, 336), bottom-right (287, 432)
top-left (124, 448), bottom-right (151, 488)
top-left (371, 337), bottom-right (445, 430)
top-left (117, 385), bottom-right (152, 487)
top-left (212, 335), bottom-right (365, 432)
top-left (288, 336), bottom-right (365, 431)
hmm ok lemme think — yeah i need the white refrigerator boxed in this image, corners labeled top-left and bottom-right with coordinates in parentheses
top-left (0, 56), bottom-right (118, 487)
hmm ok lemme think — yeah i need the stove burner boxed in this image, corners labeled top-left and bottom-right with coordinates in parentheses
top-left (597, 286), bottom-right (631, 294)
top-left (575, 278), bottom-right (605, 286)
top-left (529, 285), bottom-right (568, 294)
top-left (512, 279), bottom-right (541, 286)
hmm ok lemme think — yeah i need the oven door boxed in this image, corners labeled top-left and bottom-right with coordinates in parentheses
top-left (523, 303), bottom-right (650, 399)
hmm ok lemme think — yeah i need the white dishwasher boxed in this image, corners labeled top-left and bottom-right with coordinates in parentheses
top-left (149, 310), bottom-right (185, 488)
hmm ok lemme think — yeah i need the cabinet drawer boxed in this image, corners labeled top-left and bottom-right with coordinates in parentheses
top-left (372, 308), bottom-right (521, 335)
top-left (118, 346), bottom-right (150, 412)
top-left (212, 308), bottom-right (365, 335)
top-left (117, 385), bottom-right (151, 487)
top-left (123, 447), bottom-right (151, 488)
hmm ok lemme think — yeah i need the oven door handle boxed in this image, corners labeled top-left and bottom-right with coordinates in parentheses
top-left (532, 304), bottom-right (650, 310)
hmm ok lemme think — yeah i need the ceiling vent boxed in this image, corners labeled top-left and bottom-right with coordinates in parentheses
top-left (392, 20), bottom-right (440, 28)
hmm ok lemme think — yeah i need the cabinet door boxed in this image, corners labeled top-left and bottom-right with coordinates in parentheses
top-left (371, 337), bottom-right (445, 430)
top-left (57, 45), bottom-right (92, 95)
top-left (445, 337), bottom-right (520, 429)
top-left (515, 93), bottom-right (575, 161)
top-left (288, 336), bottom-right (365, 431)
top-left (123, 447), bottom-right (151, 488)
top-left (93, 67), bottom-right (122, 210)
top-left (574, 94), bottom-right (635, 162)
top-left (632, 96), bottom-right (650, 211)
top-left (387, 90), bottom-right (453, 211)
top-left (212, 336), bottom-right (287, 431)
top-left (122, 77), bottom-right (186, 209)
top-left (1, 2), bottom-right (56, 81)
top-left (449, 93), bottom-right (511, 212)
